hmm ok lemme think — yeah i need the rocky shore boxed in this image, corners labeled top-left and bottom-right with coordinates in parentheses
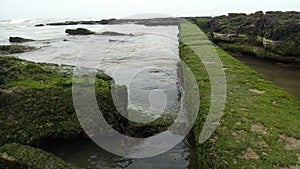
top-left (190, 11), bottom-right (300, 67)
top-left (0, 55), bottom-right (172, 168)
top-left (0, 45), bottom-right (36, 54)
top-left (35, 17), bottom-right (182, 27)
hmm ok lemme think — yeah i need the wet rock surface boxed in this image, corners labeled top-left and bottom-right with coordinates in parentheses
top-left (65, 28), bottom-right (95, 35)
top-left (9, 36), bottom-right (35, 43)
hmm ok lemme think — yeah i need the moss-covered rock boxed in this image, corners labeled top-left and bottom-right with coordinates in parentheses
top-left (0, 56), bottom-right (175, 167)
top-left (0, 45), bottom-right (36, 54)
top-left (0, 143), bottom-right (83, 169)
top-left (9, 37), bottom-right (35, 43)
top-left (0, 56), bottom-right (127, 146)
top-left (65, 28), bottom-right (95, 35)
top-left (191, 11), bottom-right (300, 65)
top-left (126, 115), bottom-right (173, 138)
top-left (0, 56), bottom-right (173, 145)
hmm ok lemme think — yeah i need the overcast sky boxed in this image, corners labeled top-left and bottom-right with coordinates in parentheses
top-left (1, 0), bottom-right (300, 20)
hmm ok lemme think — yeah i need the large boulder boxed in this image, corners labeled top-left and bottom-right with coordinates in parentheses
top-left (65, 28), bottom-right (95, 35)
top-left (9, 37), bottom-right (35, 43)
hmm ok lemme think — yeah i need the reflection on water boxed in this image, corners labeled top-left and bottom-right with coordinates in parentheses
top-left (40, 136), bottom-right (197, 169)
top-left (235, 55), bottom-right (300, 99)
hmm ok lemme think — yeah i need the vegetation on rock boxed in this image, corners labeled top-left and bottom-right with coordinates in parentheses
top-left (189, 11), bottom-right (300, 66)
top-left (0, 56), bottom-right (129, 146)
top-left (0, 56), bottom-right (173, 167)
top-left (0, 45), bottom-right (36, 54)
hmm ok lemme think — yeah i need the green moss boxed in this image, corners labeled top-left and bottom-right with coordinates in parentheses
top-left (126, 114), bottom-right (173, 138)
top-left (219, 43), bottom-right (257, 56)
top-left (0, 45), bottom-right (36, 54)
top-left (0, 143), bottom-right (83, 169)
top-left (0, 56), bottom-right (174, 147)
top-left (179, 22), bottom-right (300, 168)
top-left (0, 56), bottom-right (119, 146)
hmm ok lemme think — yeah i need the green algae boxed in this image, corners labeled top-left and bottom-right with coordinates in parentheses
top-left (0, 45), bottom-right (36, 54)
top-left (0, 56), bottom-right (128, 168)
top-left (0, 55), bottom-right (175, 168)
top-left (0, 56), bottom-right (115, 146)
top-left (126, 115), bottom-right (173, 138)
top-left (179, 22), bottom-right (300, 168)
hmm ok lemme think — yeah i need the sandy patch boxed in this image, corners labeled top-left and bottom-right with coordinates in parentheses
top-left (251, 123), bottom-right (269, 135)
top-left (249, 89), bottom-right (265, 94)
top-left (242, 148), bottom-right (260, 159)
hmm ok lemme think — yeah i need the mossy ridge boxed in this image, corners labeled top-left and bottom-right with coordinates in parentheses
top-left (179, 22), bottom-right (300, 168)
top-left (0, 143), bottom-right (83, 169)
